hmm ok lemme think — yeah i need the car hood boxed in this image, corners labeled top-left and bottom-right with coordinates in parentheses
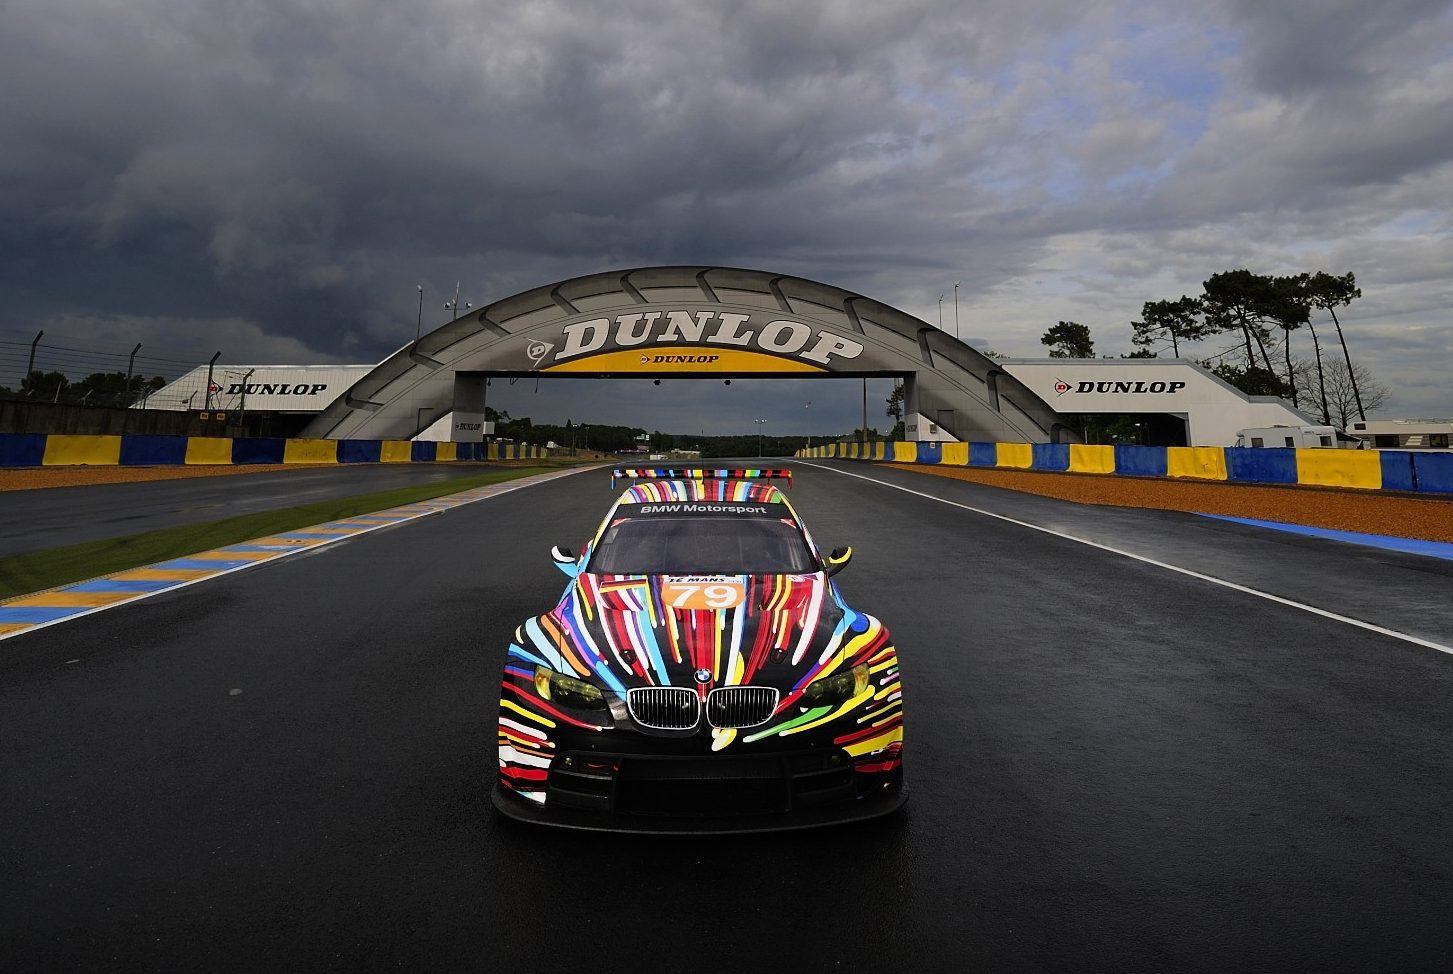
top-left (528, 572), bottom-right (866, 696)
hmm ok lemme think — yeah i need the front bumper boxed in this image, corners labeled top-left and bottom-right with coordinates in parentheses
top-left (492, 748), bottom-right (905, 834)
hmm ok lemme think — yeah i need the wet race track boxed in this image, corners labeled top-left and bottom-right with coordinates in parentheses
top-left (3, 461), bottom-right (1452, 972)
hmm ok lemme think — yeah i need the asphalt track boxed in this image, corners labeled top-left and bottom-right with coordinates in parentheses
top-left (3, 460), bottom-right (1452, 972)
top-left (0, 463), bottom-right (523, 557)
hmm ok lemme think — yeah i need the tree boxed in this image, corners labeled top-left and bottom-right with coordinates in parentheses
top-left (1318, 358), bottom-right (1389, 428)
top-left (1200, 270), bottom-right (1280, 376)
top-left (885, 382), bottom-right (904, 422)
top-left (1041, 321), bottom-right (1094, 358)
top-left (67, 371), bottom-right (168, 407)
top-left (1265, 275), bottom-right (1312, 409)
top-left (1204, 360), bottom-right (1288, 398)
top-left (1303, 271), bottom-right (1365, 420)
top-left (1121, 349), bottom-right (1158, 358)
top-left (20, 370), bottom-right (69, 400)
top-left (1131, 296), bottom-right (1207, 357)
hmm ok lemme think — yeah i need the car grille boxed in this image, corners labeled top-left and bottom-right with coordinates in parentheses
top-left (706, 686), bottom-right (780, 729)
top-left (627, 687), bottom-right (700, 729)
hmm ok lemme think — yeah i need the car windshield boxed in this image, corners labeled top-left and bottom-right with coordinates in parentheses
top-left (589, 516), bottom-right (818, 575)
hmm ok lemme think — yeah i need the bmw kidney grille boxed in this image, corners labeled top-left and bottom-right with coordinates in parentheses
top-left (627, 687), bottom-right (700, 729)
top-left (706, 686), bottom-right (780, 729)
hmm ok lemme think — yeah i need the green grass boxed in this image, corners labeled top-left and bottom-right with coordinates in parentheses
top-left (0, 466), bottom-right (555, 600)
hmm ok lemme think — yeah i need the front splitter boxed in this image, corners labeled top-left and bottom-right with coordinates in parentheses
top-left (490, 781), bottom-right (907, 835)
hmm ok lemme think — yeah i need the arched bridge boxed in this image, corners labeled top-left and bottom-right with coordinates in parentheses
top-left (302, 266), bottom-right (1071, 443)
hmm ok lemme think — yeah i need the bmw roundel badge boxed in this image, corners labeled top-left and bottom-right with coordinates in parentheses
top-left (694, 668), bottom-right (712, 685)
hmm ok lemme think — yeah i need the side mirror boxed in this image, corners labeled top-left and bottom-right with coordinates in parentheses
top-left (551, 545), bottom-right (581, 578)
top-left (824, 546), bottom-right (852, 577)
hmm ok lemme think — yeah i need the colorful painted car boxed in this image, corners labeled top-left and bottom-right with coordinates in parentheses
top-left (491, 467), bottom-right (905, 832)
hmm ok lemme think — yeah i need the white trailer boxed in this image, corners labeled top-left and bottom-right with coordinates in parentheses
top-left (1345, 420), bottom-right (1453, 451)
top-left (1234, 425), bottom-right (1366, 449)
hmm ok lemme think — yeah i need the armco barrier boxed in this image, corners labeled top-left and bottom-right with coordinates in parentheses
top-left (284, 439), bottom-right (339, 464)
top-left (43, 434), bottom-right (121, 466)
top-left (0, 432), bottom-right (47, 467)
top-left (119, 435), bottom-right (188, 466)
top-left (1031, 443), bottom-right (1069, 472)
top-left (0, 433), bottom-right (550, 470)
top-left (794, 438), bottom-right (1453, 498)
top-left (1413, 453), bottom-right (1453, 493)
top-left (1295, 449), bottom-right (1381, 490)
top-left (1226, 447), bottom-right (1297, 484)
top-left (1167, 447), bottom-right (1228, 481)
top-left (338, 439), bottom-right (381, 463)
top-left (185, 437), bottom-right (233, 465)
top-left (1114, 445), bottom-right (1167, 478)
top-left (1069, 444), bottom-right (1115, 474)
top-left (381, 441), bottom-right (412, 463)
top-left (232, 438), bottom-right (286, 464)
top-left (969, 442), bottom-right (997, 467)
top-left (997, 443), bottom-right (1032, 469)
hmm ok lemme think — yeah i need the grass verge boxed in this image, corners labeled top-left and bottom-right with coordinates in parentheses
top-left (0, 466), bottom-right (554, 600)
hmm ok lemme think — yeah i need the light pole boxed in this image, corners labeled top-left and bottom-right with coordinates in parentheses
top-left (953, 281), bottom-right (960, 339)
top-left (754, 419), bottom-right (766, 457)
top-left (237, 368), bottom-right (255, 434)
top-left (444, 282), bottom-right (472, 321)
top-left (805, 401), bottom-right (812, 450)
top-left (204, 351), bottom-right (221, 411)
top-left (415, 285), bottom-right (424, 343)
top-left (24, 330), bottom-right (43, 393)
top-left (938, 294), bottom-right (944, 331)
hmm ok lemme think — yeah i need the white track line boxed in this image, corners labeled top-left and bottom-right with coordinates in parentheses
top-left (798, 460), bottom-right (1453, 657)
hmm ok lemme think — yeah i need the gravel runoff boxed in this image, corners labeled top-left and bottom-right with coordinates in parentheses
top-left (894, 464), bottom-right (1453, 544)
top-left (3, 460), bottom-right (1449, 543)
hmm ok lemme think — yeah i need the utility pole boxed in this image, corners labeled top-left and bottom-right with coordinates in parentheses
top-left (415, 284), bottom-right (425, 343)
top-left (938, 294), bottom-right (944, 331)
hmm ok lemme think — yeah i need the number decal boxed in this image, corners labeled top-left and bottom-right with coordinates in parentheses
top-left (662, 576), bottom-right (745, 610)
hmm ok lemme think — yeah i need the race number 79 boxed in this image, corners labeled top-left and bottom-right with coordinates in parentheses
top-left (661, 578), bottom-right (745, 610)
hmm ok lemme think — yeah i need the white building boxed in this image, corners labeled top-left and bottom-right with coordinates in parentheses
top-left (998, 358), bottom-right (1313, 446)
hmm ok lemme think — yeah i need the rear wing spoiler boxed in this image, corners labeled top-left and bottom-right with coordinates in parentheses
top-left (610, 467), bottom-right (792, 490)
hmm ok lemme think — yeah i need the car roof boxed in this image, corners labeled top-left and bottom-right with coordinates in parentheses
top-left (615, 478), bottom-right (791, 508)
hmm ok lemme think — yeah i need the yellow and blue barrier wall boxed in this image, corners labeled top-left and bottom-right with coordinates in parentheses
top-left (798, 440), bottom-right (1453, 495)
top-left (0, 433), bottom-right (551, 468)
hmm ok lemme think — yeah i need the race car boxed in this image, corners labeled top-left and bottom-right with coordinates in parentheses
top-left (491, 467), bottom-right (905, 832)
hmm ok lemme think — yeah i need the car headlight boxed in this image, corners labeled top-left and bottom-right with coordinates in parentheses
top-left (801, 663), bottom-right (871, 707)
top-left (533, 666), bottom-right (607, 710)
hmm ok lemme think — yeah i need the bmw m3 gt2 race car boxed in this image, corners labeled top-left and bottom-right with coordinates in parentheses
top-left (491, 467), bottom-right (906, 832)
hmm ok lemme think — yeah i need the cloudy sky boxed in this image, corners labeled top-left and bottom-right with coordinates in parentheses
top-left (2, 0), bottom-right (1450, 435)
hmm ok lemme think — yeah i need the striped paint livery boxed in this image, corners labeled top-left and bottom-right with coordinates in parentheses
top-left (496, 474), bottom-right (904, 810)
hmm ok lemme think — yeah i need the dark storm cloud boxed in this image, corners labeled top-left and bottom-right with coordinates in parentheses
top-left (2, 0), bottom-right (1450, 425)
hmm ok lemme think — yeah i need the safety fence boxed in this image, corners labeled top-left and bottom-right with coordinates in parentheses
top-left (0, 433), bottom-right (550, 467)
top-left (797, 441), bottom-right (1453, 495)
